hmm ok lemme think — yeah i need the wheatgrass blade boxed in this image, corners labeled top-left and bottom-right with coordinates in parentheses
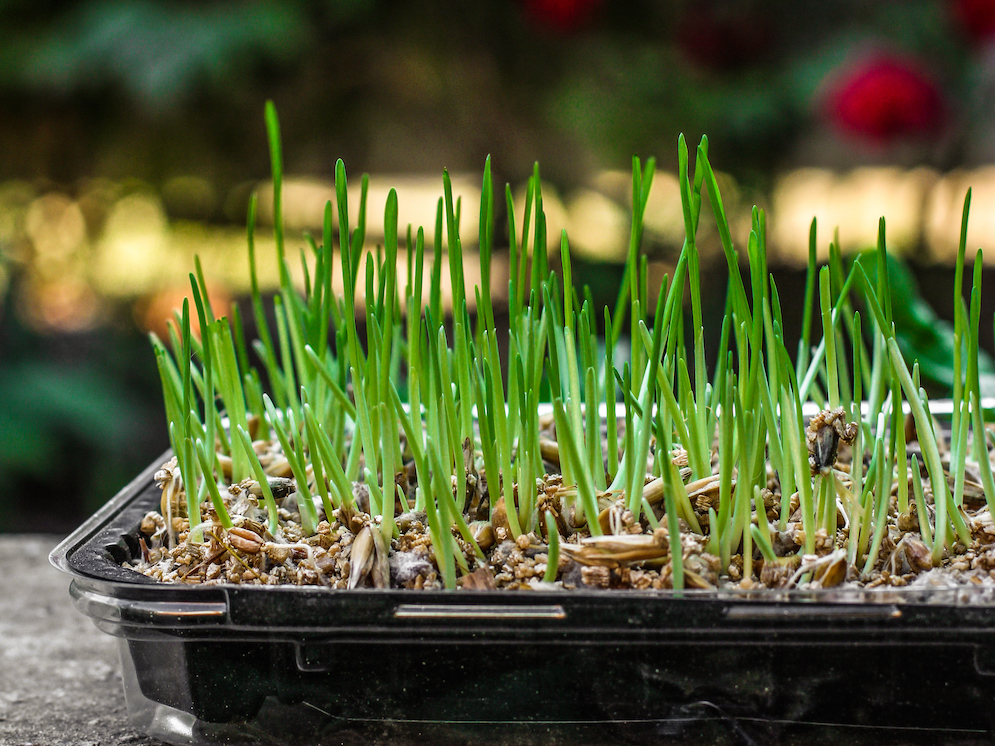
top-left (194, 437), bottom-right (233, 530)
top-left (797, 218), bottom-right (818, 379)
top-left (716, 354), bottom-right (736, 563)
top-left (552, 397), bottom-right (602, 536)
top-left (861, 429), bottom-right (891, 575)
top-left (826, 238), bottom-right (856, 409)
top-left (188, 271), bottom-right (221, 480)
top-left (304, 345), bottom-right (357, 420)
top-left (176, 301), bottom-right (204, 530)
top-left (656, 386), bottom-right (686, 592)
top-left (152, 336), bottom-right (184, 447)
top-left (264, 101), bottom-right (286, 280)
top-left (484, 351), bottom-right (522, 539)
top-left (777, 347), bottom-right (815, 554)
top-left (627, 279), bottom-right (667, 521)
top-left (518, 177), bottom-right (536, 317)
top-left (515, 358), bottom-right (537, 525)
top-left (262, 394), bottom-right (318, 534)
top-left (428, 410), bottom-right (483, 559)
top-left (910, 454), bottom-right (934, 550)
top-left (820, 267), bottom-right (840, 411)
top-left (443, 170), bottom-right (467, 323)
top-left (952, 397), bottom-right (970, 509)
top-left (211, 318), bottom-right (251, 482)
top-left (478, 156), bottom-right (495, 334)
top-left (300, 398), bottom-right (333, 523)
top-left (530, 165), bottom-right (549, 303)
top-left (603, 306), bottom-right (620, 483)
top-left (423, 438), bottom-right (458, 589)
top-left (967, 250), bottom-right (995, 516)
top-left (231, 425), bottom-right (279, 533)
top-left (952, 189), bottom-right (971, 442)
top-left (543, 512), bottom-right (561, 583)
top-left (697, 141), bottom-right (750, 334)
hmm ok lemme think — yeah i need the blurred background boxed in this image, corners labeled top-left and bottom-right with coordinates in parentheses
top-left (3, 0), bottom-right (995, 533)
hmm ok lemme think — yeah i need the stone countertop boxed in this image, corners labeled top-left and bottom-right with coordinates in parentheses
top-left (0, 535), bottom-right (160, 746)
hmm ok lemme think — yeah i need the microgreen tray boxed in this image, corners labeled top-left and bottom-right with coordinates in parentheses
top-left (51, 452), bottom-right (995, 746)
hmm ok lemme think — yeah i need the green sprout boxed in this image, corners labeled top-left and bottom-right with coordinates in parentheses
top-left (144, 102), bottom-right (995, 594)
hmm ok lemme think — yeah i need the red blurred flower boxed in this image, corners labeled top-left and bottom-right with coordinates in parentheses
top-left (952, 0), bottom-right (995, 44)
top-left (825, 54), bottom-right (945, 143)
top-left (523, 0), bottom-right (604, 33)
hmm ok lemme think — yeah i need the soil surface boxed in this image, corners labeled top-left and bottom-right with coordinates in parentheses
top-left (126, 448), bottom-right (995, 597)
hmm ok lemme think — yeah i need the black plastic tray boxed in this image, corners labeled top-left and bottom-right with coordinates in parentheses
top-left (51, 453), bottom-right (995, 745)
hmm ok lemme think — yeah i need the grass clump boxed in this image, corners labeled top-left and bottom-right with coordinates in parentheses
top-left (135, 103), bottom-right (995, 593)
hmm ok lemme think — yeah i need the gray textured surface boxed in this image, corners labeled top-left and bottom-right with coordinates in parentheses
top-left (0, 535), bottom-right (160, 746)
